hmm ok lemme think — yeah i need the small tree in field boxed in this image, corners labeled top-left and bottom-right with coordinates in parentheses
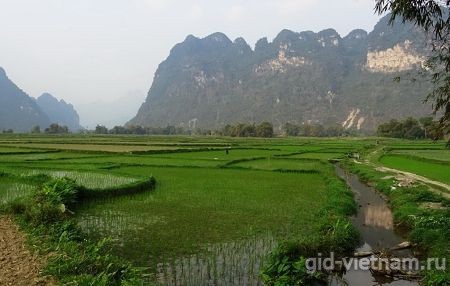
top-left (45, 123), bottom-right (68, 134)
top-left (95, 125), bottom-right (109, 134)
top-left (31, 125), bottom-right (41, 134)
top-left (256, 122), bottom-right (274, 138)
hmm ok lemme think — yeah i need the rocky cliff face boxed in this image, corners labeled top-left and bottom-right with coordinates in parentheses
top-left (36, 93), bottom-right (81, 131)
top-left (365, 41), bottom-right (425, 73)
top-left (0, 67), bottom-right (50, 132)
top-left (129, 15), bottom-right (433, 132)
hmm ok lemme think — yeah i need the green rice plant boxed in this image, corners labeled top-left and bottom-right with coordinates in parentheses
top-left (12, 143), bottom-right (189, 153)
top-left (0, 146), bottom-right (52, 154)
top-left (149, 148), bottom-right (290, 161)
top-left (78, 177), bottom-right (156, 199)
top-left (227, 158), bottom-right (326, 172)
top-left (75, 163), bottom-right (358, 285)
top-left (386, 141), bottom-right (447, 150)
top-left (19, 169), bottom-right (139, 189)
top-left (152, 235), bottom-right (277, 285)
top-left (0, 152), bottom-right (101, 163)
top-left (0, 181), bottom-right (35, 205)
top-left (61, 155), bottom-right (223, 168)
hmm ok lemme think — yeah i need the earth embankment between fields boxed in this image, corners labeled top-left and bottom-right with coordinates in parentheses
top-left (0, 216), bottom-right (54, 286)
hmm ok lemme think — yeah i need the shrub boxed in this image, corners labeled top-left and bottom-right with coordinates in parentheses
top-left (20, 178), bottom-right (78, 225)
top-left (261, 242), bottom-right (325, 285)
top-left (46, 237), bottom-right (141, 286)
top-left (39, 177), bottom-right (78, 205)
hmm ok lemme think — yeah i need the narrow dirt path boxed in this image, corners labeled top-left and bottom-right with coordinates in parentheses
top-left (359, 147), bottom-right (450, 200)
top-left (0, 216), bottom-right (53, 286)
top-left (375, 166), bottom-right (450, 194)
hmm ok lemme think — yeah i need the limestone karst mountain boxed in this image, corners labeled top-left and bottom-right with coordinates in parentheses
top-left (129, 14), bottom-right (433, 132)
top-left (0, 67), bottom-right (81, 132)
top-left (0, 67), bottom-right (50, 132)
top-left (36, 93), bottom-right (82, 131)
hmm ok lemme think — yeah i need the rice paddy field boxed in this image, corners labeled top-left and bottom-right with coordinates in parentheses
top-left (0, 134), bottom-right (448, 284)
top-left (379, 155), bottom-right (450, 184)
top-left (379, 141), bottom-right (450, 186)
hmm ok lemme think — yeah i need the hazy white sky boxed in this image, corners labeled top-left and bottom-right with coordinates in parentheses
top-left (0, 0), bottom-right (382, 106)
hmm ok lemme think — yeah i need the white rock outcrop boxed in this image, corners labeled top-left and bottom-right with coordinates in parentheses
top-left (365, 41), bottom-right (425, 73)
top-left (255, 46), bottom-right (309, 73)
top-left (342, 108), bottom-right (365, 130)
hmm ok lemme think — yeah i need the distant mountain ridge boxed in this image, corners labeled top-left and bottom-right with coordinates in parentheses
top-left (36, 93), bottom-right (81, 131)
top-left (0, 67), bottom-right (81, 132)
top-left (129, 14), bottom-right (433, 132)
top-left (0, 67), bottom-right (50, 132)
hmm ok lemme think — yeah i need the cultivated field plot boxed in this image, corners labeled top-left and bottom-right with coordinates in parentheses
top-left (0, 146), bottom-right (50, 154)
top-left (391, 149), bottom-right (450, 163)
top-left (228, 158), bottom-right (326, 171)
top-left (0, 134), bottom-right (447, 284)
top-left (379, 154), bottom-right (450, 185)
top-left (22, 169), bottom-right (139, 189)
top-left (287, 152), bottom-right (345, 160)
top-left (78, 167), bottom-right (329, 261)
top-left (378, 141), bottom-right (450, 185)
top-left (385, 141), bottom-right (448, 150)
top-left (149, 148), bottom-right (291, 161)
top-left (58, 155), bottom-right (224, 168)
top-left (0, 152), bottom-right (103, 163)
top-left (8, 143), bottom-right (190, 153)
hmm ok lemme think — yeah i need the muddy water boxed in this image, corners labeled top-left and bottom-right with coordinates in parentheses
top-left (333, 165), bottom-right (419, 286)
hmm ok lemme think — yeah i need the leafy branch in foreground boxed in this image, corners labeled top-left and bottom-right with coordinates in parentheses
top-left (375, 0), bottom-right (450, 144)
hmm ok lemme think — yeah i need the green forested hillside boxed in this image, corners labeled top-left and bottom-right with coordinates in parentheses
top-left (129, 15), bottom-right (433, 132)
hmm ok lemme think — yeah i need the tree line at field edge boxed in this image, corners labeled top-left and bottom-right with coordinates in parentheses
top-left (1, 117), bottom-right (446, 141)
